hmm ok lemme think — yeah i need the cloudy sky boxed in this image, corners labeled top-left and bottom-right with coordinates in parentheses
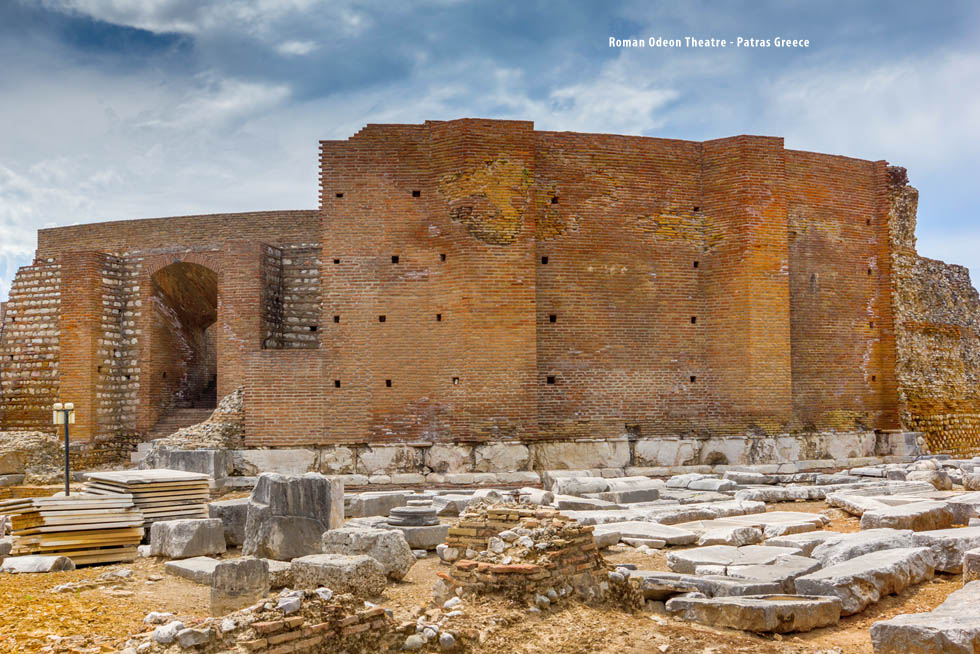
top-left (1, 0), bottom-right (979, 300)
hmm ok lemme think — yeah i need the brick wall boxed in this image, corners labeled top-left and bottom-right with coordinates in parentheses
top-left (2, 119), bottom-right (974, 452)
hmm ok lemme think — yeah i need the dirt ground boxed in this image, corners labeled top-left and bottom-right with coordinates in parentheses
top-left (0, 500), bottom-right (961, 654)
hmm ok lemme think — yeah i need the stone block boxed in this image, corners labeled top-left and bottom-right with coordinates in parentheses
top-left (667, 545), bottom-right (804, 574)
top-left (725, 555), bottom-right (823, 593)
top-left (321, 527), bottom-right (415, 580)
top-left (764, 531), bottom-right (842, 557)
top-left (531, 440), bottom-right (629, 471)
top-left (431, 494), bottom-right (471, 516)
top-left (142, 448), bottom-right (232, 479)
top-left (290, 553), bottom-right (386, 597)
top-left (425, 444), bottom-right (472, 473)
top-left (629, 570), bottom-right (782, 598)
top-left (392, 524), bottom-right (449, 550)
top-left (164, 556), bottom-right (219, 584)
top-left (810, 528), bottom-right (914, 567)
top-left (472, 442), bottom-right (530, 472)
top-left (697, 526), bottom-right (764, 547)
top-left (347, 491), bottom-right (410, 518)
top-left (208, 497), bottom-right (249, 547)
top-left (0, 555), bottom-right (74, 573)
top-left (860, 501), bottom-right (954, 532)
top-left (666, 595), bottom-right (841, 633)
top-left (910, 527), bottom-right (980, 573)
top-left (795, 547), bottom-right (934, 615)
top-left (265, 559), bottom-right (293, 588)
top-left (234, 449), bottom-right (316, 476)
top-left (963, 549), bottom-right (980, 583)
top-left (150, 519), bottom-right (226, 559)
top-left (242, 473), bottom-right (344, 560)
top-left (635, 438), bottom-right (700, 467)
top-left (592, 521), bottom-right (697, 547)
top-left (356, 445), bottom-right (421, 475)
top-left (318, 446), bottom-right (355, 474)
top-left (871, 580), bottom-right (980, 654)
top-left (210, 557), bottom-right (270, 616)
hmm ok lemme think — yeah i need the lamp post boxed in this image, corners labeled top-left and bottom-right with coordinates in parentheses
top-left (52, 402), bottom-right (75, 496)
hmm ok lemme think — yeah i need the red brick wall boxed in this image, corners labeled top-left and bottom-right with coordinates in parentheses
top-left (3, 119), bottom-right (922, 445)
top-left (784, 151), bottom-right (898, 430)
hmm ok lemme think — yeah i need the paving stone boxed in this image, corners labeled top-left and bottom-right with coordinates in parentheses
top-left (724, 555), bottom-right (823, 593)
top-left (697, 526), bottom-right (764, 547)
top-left (910, 527), bottom-right (980, 573)
top-left (592, 521), bottom-right (698, 547)
top-left (164, 556), bottom-right (219, 584)
top-left (870, 580), bottom-right (980, 653)
top-left (795, 547), bottom-right (934, 615)
top-left (722, 471), bottom-right (774, 485)
top-left (552, 495), bottom-right (623, 511)
top-left (667, 545), bottom-right (804, 574)
top-left (809, 528), bottom-right (914, 567)
top-left (860, 501), bottom-right (955, 532)
top-left (290, 553), bottom-right (386, 597)
top-left (825, 493), bottom-right (891, 516)
top-left (666, 594), bottom-right (841, 633)
top-left (628, 570), bottom-right (783, 598)
top-left (687, 478), bottom-right (737, 492)
top-left (622, 537), bottom-right (666, 549)
top-left (764, 531), bottom-right (842, 557)
top-left (594, 488), bottom-right (661, 504)
top-left (944, 492), bottom-right (980, 524)
top-left (665, 474), bottom-right (715, 489)
top-left (725, 511), bottom-right (828, 538)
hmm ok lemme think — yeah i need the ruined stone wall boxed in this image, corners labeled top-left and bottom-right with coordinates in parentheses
top-left (0, 259), bottom-right (61, 433)
top-left (889, 167), bottom-right (980, 454)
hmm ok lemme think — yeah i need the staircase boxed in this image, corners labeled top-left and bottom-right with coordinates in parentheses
top-left (145, 407), bottom-right (215, 441)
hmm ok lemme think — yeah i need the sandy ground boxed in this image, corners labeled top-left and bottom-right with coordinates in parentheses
top-left (0, 500), bottom-right (961, 654)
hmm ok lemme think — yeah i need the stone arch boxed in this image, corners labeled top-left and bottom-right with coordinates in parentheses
top-left (150, 260), bottom-right (219, 410)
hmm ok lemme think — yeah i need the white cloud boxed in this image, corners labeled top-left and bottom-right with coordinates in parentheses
top-left (277, 40), bottom-right (317, 56)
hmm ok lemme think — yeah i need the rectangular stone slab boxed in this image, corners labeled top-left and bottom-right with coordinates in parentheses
top-left (859, 501), bottom-right (954, 532)
top-left (667, 545), bottom-right (804, 574)
top-left (628, 570), bottom-right (783, 598)
top-left (809, 528), bottom-right (914, 567)
top-left (592, 521), bottom-right (697, 546)
top-left (164, 556), bottom-right (219, 584)
top-left (795, 547), bottom-right (934, 615)
top-left (870, 580), bottom-right (980, 654)
top-left (666, 594), bottom-right (841, 633)
top-left (910, 526), bottom-right (980, 573)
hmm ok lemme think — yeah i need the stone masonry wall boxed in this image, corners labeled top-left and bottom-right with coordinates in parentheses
top-left (889, 166), bottom-right (980, 455)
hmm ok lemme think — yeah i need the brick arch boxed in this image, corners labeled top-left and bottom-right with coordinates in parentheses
top-left (144, 250), bottom-right (224, 279)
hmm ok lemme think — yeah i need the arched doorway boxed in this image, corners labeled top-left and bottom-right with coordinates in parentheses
top-left (150, 262), bottom-right (219, 411)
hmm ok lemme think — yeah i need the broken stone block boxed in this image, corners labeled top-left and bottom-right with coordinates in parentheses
top-left (321, 527), bottom-right (414, 580)
top-left (910, 527), bottom-right (980, 573)
top-left (906, 469), bottom-right (953, 491)
top-left (592, 521), bottom-right (697, 547)
top-left (210, 557), bottom-right (269, 616)
top-left (628, 570), bottom-right (783, 598)
top-left (859, 501), bottom-right (954, 532)
top-left (150, 519), bottom-right (226, 560)
top-left (430, 494), bottom-right (471, 516)
top-left (825, 492), bottom-right (891, 516)
top-left (0, 554), bottom-right (75, 573)
top-left (870, 580), bottom-right (980, 654)
top-left (697, 526), bottom-right (764, 547)
top-left (290, 553), bottom-right (386, 597)
top-left (795, 547), bottom-right (934, 615)
top-left (724, 555), bottom-right (823, 593)
top-left (208, 497), bottom-right (249, 547)
top-left (164, 556), bottom-right (219, 584)
top-left (687, 478), bottom-right (736, 492)
top-left (665, 473), bottom-right (714, 489)
top-left (666, 594), bottom-right (841, 633)
top-left (242, 473), bottom-right (343, 561)
top-left (722, 471), bottom-right (773, 485)
top-left (764, 531), bottom-right (841, 557)
top-left (667, 545), bottom-right (804, 575)
top-left (724, 511), bottom-right (828, 538)
top-left (265, 559), bottom-right (293, 588)
top-left (964, 549), bottom-right (980, 583)
top-left (550, 477), bottom-right (609, 496)
top-left (809, 528), bottom-right (914, 567)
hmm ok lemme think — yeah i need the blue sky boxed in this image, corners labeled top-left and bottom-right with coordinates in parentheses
top-left (1, 0), bottom-right (979, 301)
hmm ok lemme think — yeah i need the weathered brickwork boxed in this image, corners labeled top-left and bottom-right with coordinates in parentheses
top-left (0, 119), bottom-right (976, 455)
top-left (888, 167), bottom-right (980, 455)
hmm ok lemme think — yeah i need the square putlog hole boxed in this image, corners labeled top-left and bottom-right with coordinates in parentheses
top-left (412, 190), bottom-right (421, 197)
top-left (549, 314), bottom-right (557, 323)
top-left (546, 375), bottom-right (556, 385)
top-left (385, 379), bottom-right (392, 387)
top-left (334, 380), bottom-right (341, 388)
top-left (541, 256), bottom-right (549, 265)
top-left (392, 255), bottom-right (400, 264)
top-left (379, 315), bottom-right (386, 323)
